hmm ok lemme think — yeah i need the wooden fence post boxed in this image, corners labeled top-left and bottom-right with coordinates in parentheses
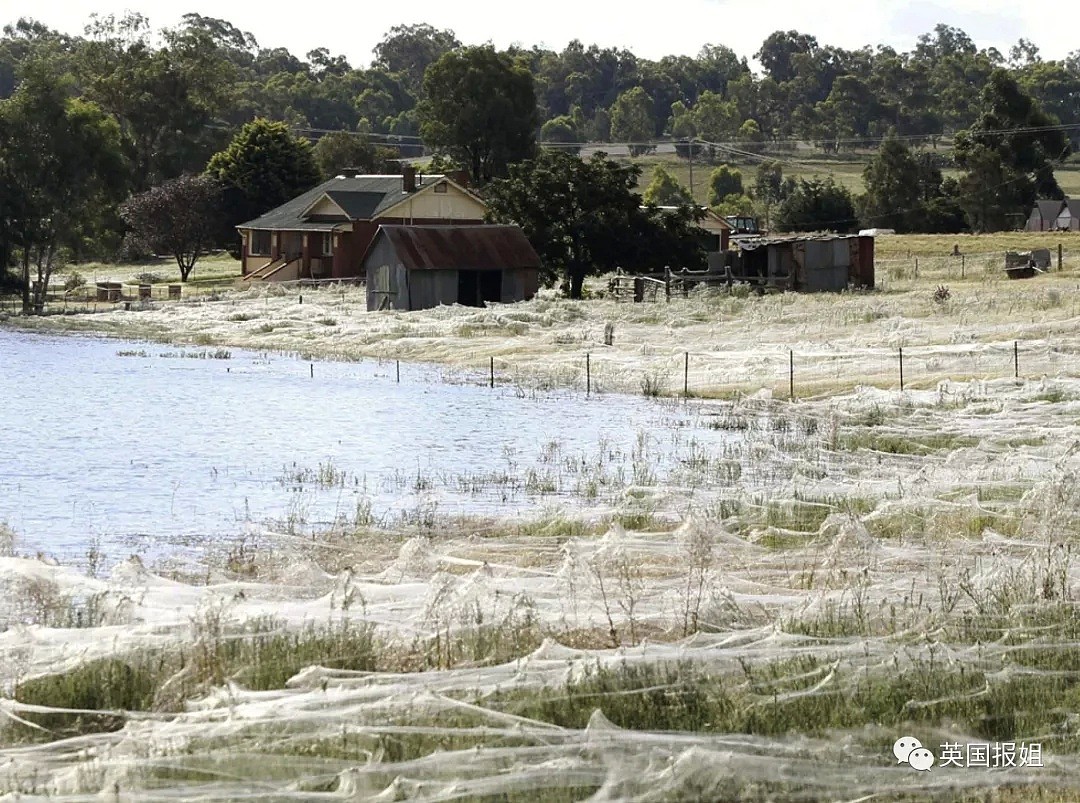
top-left (684, 352), bottom-right (689, 397)
top-left (789, 350), bottom-right (794, 401)
top-left (489, 356), bottom-right (494, 388)
top-left (899, 347), bottom-right (904, 391)
top-left (586, 353), bottom-right (591, 396)
top-left (396, 360), bottom-right (400, 383)
top-left (1014, 341), bottom-right (1019, 379)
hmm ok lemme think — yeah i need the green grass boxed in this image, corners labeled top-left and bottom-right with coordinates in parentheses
top-left (489, 622), bottom-right (1080, 746)
top-left (4, 609), bottom-right (551, 743)
top-left (1003, 436), bottom-right (1047, 448)
top-left (613, 511), bottom-right (670, 531)
top-left (80, 620), bottom-right (1080, 800)
top-left (511, 516), bottom-right (600, 538)
top-left (6, 617), bottom-right (378, 742)
top-left (1054, 164), bottom-right (1080, 197)
top-left (7, 597), bottom-right (1080, 801)
top-left (838, 431), bottom-right (980, 455)
top-left (939, 483), bottom-right (1031, 503)
top-left (758, 494), bottom-right (876, 536)
top-left (630, 152), bottom-right (869, 205)
top-left (630, 148), bottom-right (1080, 209)
top-left (874, 231), bottom-right (1080, 260)
top-left (55, 252), bottom-right (242, 286)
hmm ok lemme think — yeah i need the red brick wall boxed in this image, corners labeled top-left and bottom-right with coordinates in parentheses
top-left (332, 222), bottom-right (378, 278)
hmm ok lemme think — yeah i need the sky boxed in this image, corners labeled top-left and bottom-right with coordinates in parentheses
top-left (5, 0), bottom-right (1071, 68)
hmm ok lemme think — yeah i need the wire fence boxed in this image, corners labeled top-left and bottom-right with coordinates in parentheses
top-left (472, 340), bottom-right (1069, 401)
top-left (874, 245), bottom-right (1076, 288)
top-left (341, 338), bottom-right (1070, 402)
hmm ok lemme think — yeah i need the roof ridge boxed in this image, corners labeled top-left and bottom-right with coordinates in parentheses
top-left (238, 173), bottom-right (462, 230)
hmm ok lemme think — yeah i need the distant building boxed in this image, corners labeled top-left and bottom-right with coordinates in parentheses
top-left (363, 225), bottom-right (542, 311)
top-left (1026, 199), bottom-right (1080, 232)
top-left (236, 166), bottom-right (487, 282)
top-left (650, 206), bottom-right (732, 252)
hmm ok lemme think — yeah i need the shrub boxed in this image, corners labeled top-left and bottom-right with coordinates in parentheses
top-left (63, 272), bottom-right (86, 293)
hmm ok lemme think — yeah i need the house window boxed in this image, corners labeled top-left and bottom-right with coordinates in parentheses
top-left (250, 230), bottom-right (271, 256)
top-left (434, 182), bottom-right (448, 193)
top-left (321, 232), bottom-right (334, 256)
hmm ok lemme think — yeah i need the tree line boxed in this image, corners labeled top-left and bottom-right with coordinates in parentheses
top-left (0, 14), bottom-right (1075, 306)
top-left (641, 61), bottom-right (1069, 238)
top-left (5, 16), bottom-right (1074, 157)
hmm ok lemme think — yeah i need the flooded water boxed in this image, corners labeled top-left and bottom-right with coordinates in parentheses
top-left (0, 330), bottom-right (733, 562)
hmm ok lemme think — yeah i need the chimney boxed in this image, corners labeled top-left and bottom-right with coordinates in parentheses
top-left (338, 167), bottom-right (361, 178)
top-left (450, 169), bottom-right (470, 188)
top-left (402, 164), bottom-right (417, 192)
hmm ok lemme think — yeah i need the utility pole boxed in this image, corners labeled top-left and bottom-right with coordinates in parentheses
top-left (687, 138), bottom-right (695, 202)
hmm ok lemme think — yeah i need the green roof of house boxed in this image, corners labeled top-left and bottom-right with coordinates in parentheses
top-left (238, 174), bottom-right (448, 230)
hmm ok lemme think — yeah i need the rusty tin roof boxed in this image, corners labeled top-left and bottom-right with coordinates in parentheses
top-left (369, 225), bottom-right (542, 271)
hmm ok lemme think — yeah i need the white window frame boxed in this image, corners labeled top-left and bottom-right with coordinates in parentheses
top-left (321, 232), bottom-right (334, 257)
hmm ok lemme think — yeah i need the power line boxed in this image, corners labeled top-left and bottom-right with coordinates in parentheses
top-left (203, 115), bottom-right (1080, 153)
top-left (202, 122), bottom-right (425, 142)
top-left (536, 119), bottom-right (1080, 151)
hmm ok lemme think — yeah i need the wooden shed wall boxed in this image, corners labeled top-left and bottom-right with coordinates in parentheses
top-left (365, 236), bottom-right (403, 310)
top-left (499, 268), bottom-right (540, 303)
top-left (367, 266), bottom-right (537, 311)
top-left (365, 242), bottom-right (542, 311)
top-left (407, 270), bottom-right (459, 310)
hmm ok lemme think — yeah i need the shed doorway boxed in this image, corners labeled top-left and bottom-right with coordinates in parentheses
top-left (457, 271), bottom-right (502, 306)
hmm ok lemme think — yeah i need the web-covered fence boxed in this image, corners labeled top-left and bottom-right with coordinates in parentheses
top-left (1, 276), bottom-right (363, 315)
top-left (483, 339), bottom-right (1070, 400)
top-left (874, 247), bottom-right (1070, 286)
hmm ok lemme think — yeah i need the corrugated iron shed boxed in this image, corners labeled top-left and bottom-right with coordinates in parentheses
top-left (370, 225), bottom-right (542, 271)
top-left (726, 232), bottom-right (874, 291)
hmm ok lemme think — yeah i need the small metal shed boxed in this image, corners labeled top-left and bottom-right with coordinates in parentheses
top-left (730, 233), bottom-right (874, 291)
top-left (363, 225), bottom-right (542, 311)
